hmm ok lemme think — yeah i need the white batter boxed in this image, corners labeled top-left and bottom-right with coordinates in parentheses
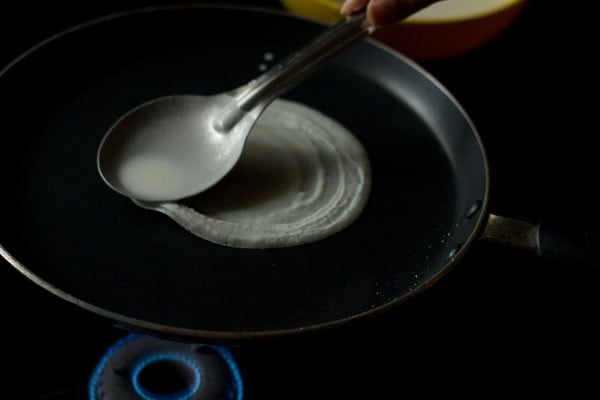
top-left (409, 0), bottom-right (516, 21)
top-left (135, 99), bottom-right (371, 249)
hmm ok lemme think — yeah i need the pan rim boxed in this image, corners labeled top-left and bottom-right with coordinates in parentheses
top-left (0, 3), bottom-right (491, 341)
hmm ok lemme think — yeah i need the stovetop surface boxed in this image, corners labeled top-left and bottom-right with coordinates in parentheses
top-left (2, 1), bottom-right (599, 398)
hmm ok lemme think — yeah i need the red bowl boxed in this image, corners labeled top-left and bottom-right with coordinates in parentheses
top-left (280, 0), bottom-right (527, 60)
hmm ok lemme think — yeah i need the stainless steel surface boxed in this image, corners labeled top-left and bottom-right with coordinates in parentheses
top-left (481, 214), bottom-right (539, 252)
top-left (97, 11), bottom-right (372, 202)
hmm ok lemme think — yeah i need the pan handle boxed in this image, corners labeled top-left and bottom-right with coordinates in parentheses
top-left (482, 214), bottom-right (600, 267)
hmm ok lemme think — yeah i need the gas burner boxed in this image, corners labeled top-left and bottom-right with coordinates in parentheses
top-left (89, 334), bottom-right (243, 400)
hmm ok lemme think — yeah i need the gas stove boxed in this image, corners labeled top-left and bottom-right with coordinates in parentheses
top-left (3, 1), bottom-right (599, 399)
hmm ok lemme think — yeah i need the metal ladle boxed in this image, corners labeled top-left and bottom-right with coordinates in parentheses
top-left (97, 12), bottom-right (373, 202)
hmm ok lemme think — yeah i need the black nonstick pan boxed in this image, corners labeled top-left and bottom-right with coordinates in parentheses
top-left (1, 5), bottom-right (597, 341)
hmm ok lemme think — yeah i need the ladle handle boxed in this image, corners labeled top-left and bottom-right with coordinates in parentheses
top-left (231, 11), bottom-right (372, 120)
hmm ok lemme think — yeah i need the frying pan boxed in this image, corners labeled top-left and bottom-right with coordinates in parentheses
top-left (1, 5), bottom-right (597, 342)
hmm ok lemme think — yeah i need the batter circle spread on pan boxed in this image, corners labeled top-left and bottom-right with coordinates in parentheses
top-left (136, 99), bottom-right (371, 249)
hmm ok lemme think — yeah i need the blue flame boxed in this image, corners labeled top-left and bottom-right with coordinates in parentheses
top-left (88, 333), bottom-right (244, 400)
top-left (89, 333), bottom-right (141, 400)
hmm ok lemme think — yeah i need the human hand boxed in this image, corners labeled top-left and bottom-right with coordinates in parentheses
top-left (341, 0), bottom-right (443, 26)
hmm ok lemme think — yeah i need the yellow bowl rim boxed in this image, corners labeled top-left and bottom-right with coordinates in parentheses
top-left (404, 0), bottom-right (526, 25)
top-left (286, 0), bottom-right (527, 25)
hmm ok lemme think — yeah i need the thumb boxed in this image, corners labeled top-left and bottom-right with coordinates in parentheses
top-left (341, 0), bottom-right (370, 15)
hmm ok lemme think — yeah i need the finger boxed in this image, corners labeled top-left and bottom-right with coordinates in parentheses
top-left (341, 0), bottom-right (371, 15)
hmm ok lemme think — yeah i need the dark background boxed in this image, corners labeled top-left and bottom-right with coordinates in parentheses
top-left (2, 1), bottom-right (599, 398)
